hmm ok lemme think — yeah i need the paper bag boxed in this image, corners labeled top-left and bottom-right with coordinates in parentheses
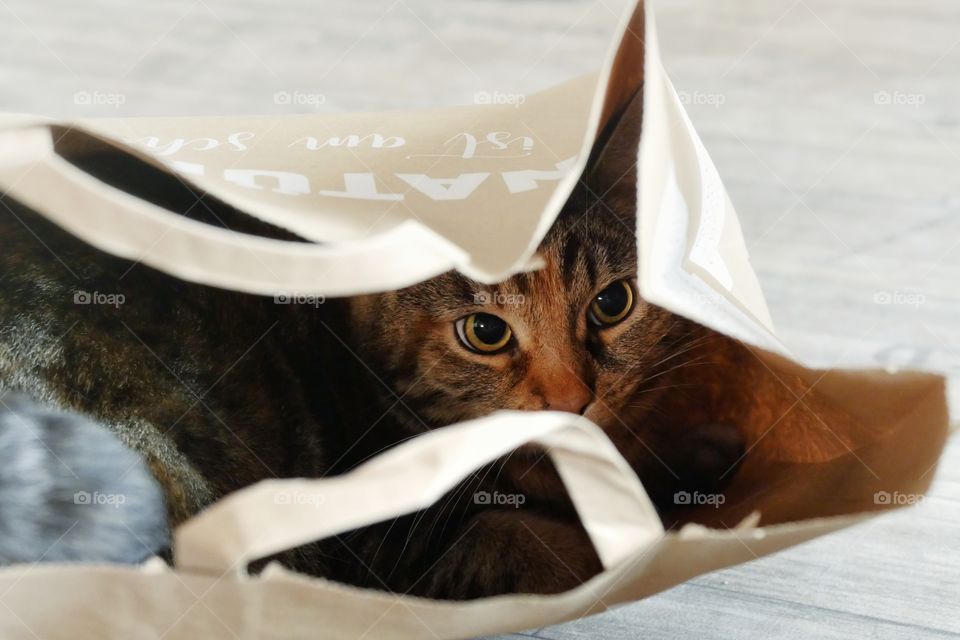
top-left (0, 1), bottom-right (949, 638)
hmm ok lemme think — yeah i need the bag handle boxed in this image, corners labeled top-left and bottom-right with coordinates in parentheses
top-left (174, 410), bottom-right (664, 578)
top-left (0, 126), bottom-right (466, 296)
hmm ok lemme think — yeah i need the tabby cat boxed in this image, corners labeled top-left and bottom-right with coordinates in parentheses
top-left (0, 94), bottom-right (750, 598)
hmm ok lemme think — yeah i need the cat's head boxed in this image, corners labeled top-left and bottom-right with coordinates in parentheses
top-left (345, 89), bottom-right (688, 435)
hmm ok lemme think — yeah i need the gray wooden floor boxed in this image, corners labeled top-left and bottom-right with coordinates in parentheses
top-left (1, 0), bottom-right (958, 637)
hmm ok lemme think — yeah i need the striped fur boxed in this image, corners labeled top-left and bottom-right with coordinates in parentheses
top-left (0, 93), bottom-right (754, 598)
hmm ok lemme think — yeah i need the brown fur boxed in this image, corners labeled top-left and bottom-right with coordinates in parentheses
top-left (0, 96), bottom-right (782, 598)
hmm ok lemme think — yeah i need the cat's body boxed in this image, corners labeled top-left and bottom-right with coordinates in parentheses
top-left (0, 93), bottom-right (755, 597)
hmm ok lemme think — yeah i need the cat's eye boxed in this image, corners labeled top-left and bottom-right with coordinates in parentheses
top-left (588, 280), bottom-right (634, 327)
top-left (455, 313), bottom-right (513, 354)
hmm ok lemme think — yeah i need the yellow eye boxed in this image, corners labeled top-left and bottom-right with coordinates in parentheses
top-left (455, 313), bottom-right (513, 354)
top-left (588, 280), bottom-right (634, 327)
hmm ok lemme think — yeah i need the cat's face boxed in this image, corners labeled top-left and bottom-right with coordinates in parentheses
top-left (345, 89), bottom-right (686, 437)
top-left (346, 191), bottom-right (683, 437)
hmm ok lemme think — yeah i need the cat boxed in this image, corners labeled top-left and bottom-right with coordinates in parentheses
top-left (0, 92), bottom-right (748, 598)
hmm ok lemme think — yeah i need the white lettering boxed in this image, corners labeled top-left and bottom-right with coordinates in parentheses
top-left (395, 173), bottom-right (489, 201)
top-left (223, 169), bottom-right (310, 195)
top-left (317, 173), bottom-right (402, 201)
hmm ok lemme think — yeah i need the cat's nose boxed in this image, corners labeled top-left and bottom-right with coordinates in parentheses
top-left (543, 385), bottom-right (592, 415)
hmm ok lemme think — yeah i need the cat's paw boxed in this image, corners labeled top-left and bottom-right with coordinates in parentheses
top-left (414, 509), bottom-right (602, 599)
top-left (674, 422), bottom-right (745, 495)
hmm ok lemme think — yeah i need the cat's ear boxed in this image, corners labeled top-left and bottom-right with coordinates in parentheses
top-left (584, 86), bottom-right (644, 216)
